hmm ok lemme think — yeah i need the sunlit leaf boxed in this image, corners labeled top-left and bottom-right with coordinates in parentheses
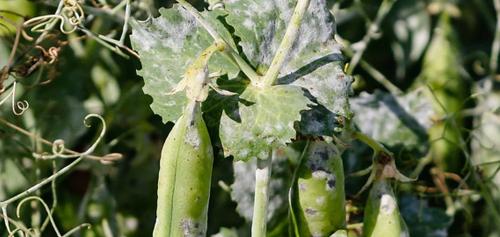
top-left (130, 6), bottom-right (239, 123)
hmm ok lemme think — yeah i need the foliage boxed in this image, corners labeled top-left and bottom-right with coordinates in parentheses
top-left (0, 0), bottom-right (499, 236)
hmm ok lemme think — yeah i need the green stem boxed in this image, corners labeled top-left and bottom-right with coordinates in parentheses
top-left (338, 36), bottom-right (402, 95)
top-left (0, 156), bottom-right (84, 208)
top-left (175, 0), bottom-right (260, 82)
top-left (251, 151), bottom-right (273, 237)
top-left (118, 0), bottom-right (131, 45)
top-left (490, 0), bottom-right (500, 76)
top-left (353, 131), bottom-right (389, 155)
top-left (261, 0), bottom-right (311, 87)
top-left (288, 141), bottom-right (310, 237)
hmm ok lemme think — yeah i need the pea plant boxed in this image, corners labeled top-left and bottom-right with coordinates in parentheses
top-left (1, 0), bottom-right (500, 236)
top-left (130, 0), bottom-right (417, 236)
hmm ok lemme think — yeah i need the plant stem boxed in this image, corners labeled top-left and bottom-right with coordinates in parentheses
top-left (175, 0), bottom-right (260, 82)
top-left (0, 156), bottom-right (84, 208)
top-left (490, 0), bottom-right (500, 76)
top-left (251, 151), bottom-right (273, 237)
top-left (261, 0), bottom-right (311, 87)
top-left (0, 118), bottom-right (110, 161)
top-left (338, 36), bottom-right (402, 95)
top-left (347, 0), bottom-right (395, 74)
top-left (353, 131), bottom-right (389, 155)
top-left (118, 0), bottom-right (131, 45)
top-left (288, 141), bottom-right (310, 237)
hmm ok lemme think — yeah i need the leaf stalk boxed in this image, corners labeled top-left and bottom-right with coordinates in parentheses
top-left (261, 0), bottom-right (311, 87)
top-left (251, 151), bottom-right (273, 237)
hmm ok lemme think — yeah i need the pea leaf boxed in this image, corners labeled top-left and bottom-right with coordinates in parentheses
top-left (130, 6), bottom-right (239, 123)
top-left (471, 79), bottom-right (500, 225)
top-left (296, 103), bottom-right (342, 137)
top-left (471, 79), bottom-right (500, 171)
top-left (219, 84), bottom-right (311, 161)
top-left (399, 195), bottom-right (453, 237)
top-left (225, 0), bottom-right (352, 116)
top-left (350, 89), bottom-right (433, 155)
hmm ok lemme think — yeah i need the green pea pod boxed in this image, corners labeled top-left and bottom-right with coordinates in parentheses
top-left (153, 103), bottom-right (214, 237)
top-left (152, 41), bottom-right (223, 237)
top-left (363, 179), bottom-right (409, 237)
top-left (418, 13), bottom-right (467, 172)
top-left (292, 141), bottom-right (346, 237)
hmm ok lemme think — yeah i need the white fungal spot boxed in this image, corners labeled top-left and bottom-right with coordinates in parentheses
top-left (380, 194), bottom-right (397, 215)
top-left (312, 170), bottom-right (329, 179)
top-left (243, 18), bottom-right (254, 29)
top-left (258, 150), bottom-right (268, 159)
top-left (315, 196), bottom-right (326, 205)
top-left (185, 126), bottom-right (201, 148)
top-left (239, 149), bottom-right (249, 157)
top-left (181, 219), bottom-right (205, 237)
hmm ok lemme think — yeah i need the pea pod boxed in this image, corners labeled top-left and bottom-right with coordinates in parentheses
top-left (418, 13), bottom-right (467, 172)
top-left (153, 42), bottom-right (224, 237)
top-left (292, 141), bottom-right (346, 237)
top-left (153, 103), bottom-right (213, 237)
top-left (363, 179), bottom-right (409, 237)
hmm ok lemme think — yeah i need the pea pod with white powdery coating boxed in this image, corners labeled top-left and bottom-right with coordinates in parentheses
top-left (363, 178), bottom-right (409, 237)
top-left (290, 141), bottom-right (346, 237)
top-left (153, 42), bottom-right (225, 237)
top-left (360, 152), bottom-right (411, 237)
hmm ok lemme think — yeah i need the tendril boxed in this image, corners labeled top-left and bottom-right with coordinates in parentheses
top-left (16, 196), bottom-right (62, 237)
top-left (33, 114), bottom-right (107, 160)
top-left (24, 0), bottom-right (85, 35)
top-left (0, 81), bottom-right (29, 116)
top-left (61, 223), bottom-right (91, 237)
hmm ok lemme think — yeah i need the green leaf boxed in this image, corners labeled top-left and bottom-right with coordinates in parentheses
top-left (399, 195), bottom-right (453, 237)
top-left (225, 0), bottom-right (352, 116)
top-left (350, 89), bottom-right (433, 154)
top-left (130, 6), bottom-right (239, 123)
top-left (202, 76), bottom-right (248, 129)
top-left (296, 101), bottom-right (343, 137)
top-left (471, 79), bottom-right (500, 231)
top-left (472, 79), bottom-right (500, 175)
top-left (219, 84), bottom-right (311, 161)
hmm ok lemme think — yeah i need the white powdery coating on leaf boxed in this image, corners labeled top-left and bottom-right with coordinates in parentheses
top-left (243, 18), bottom-right (254, 28)
top-left (130, 22), bottom-right (157, 51)
top-left (258, 22), bottom-right (280, 66)
top-left (282, 0), bottom-right (336, 74)
top-left (351, 89), bottom-right (433, 147)
top-left (231, 161), bottom-right (256, 220)
top-left (156, 8), bottom-right (197, 53)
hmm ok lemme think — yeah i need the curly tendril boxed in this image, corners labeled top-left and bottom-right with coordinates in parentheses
top-left (1, 114), bottom-right (107, 209)
top-left (23, 0), bottom-right (85, 34)
top-left (0, 81), bottom-right (29, 116)
top-left (0, 114), bottom-right (107, 236)
top-left (33, 114), bottom-right (107, 160)
top-left (16, 196), bottom-right (62, 237)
